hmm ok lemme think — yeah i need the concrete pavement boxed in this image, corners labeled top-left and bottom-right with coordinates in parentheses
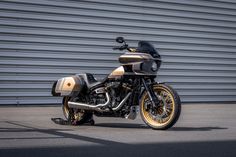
top-left (0, 104), bottom-right (236, 157)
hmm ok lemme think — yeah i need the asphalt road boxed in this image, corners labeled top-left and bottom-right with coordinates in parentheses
top-left (0, 104), bottom-right (236, 157)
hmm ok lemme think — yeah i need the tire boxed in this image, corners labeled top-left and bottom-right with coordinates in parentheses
top-left (62, 96), bottom-right (93, 125)
top-left (140, 84), bottom-right (181, 130)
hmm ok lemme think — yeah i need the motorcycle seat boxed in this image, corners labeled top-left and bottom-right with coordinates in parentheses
top-left (79, 73), bottom-right (102, 89)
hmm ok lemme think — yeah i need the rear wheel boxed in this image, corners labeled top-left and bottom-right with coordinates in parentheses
top-left (140, 84), bottom-right (181, 130)
top-left (62, 96), bottom-right (93, 125)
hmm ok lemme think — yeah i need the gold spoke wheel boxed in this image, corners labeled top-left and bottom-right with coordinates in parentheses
top-left (62, 96), bottom-right (93, 124)
top-left (140, 84), bottom-right (181, 130)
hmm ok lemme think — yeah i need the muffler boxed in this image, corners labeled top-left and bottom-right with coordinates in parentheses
top-left (68, 92), bottom-right (110, 111)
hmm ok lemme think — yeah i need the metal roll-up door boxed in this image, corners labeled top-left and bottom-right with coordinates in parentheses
top-left (0, 0), bottom-right (236, 105)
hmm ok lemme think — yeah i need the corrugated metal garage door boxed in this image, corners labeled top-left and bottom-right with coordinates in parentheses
top-left (0, 0), bottom-right (236, 105)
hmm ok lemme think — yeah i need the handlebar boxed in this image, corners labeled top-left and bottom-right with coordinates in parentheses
top-left (112, 37), bottom-right (137, 52)
top-left (112, 46), bottom-right (123, 50)
top-left (112, 44), bottom-right (129, 51)
top-left (113, 45), bottom-right (136, 52)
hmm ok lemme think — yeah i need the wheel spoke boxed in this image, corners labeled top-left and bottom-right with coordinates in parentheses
top-left (141, 85), bottom-right (177, 127)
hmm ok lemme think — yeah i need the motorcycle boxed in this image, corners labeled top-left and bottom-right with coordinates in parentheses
top-left (51, 37), bottom-right (181, 130)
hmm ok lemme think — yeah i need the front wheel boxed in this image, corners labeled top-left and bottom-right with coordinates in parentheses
top-left (140, 84), bottom-right (181, 130)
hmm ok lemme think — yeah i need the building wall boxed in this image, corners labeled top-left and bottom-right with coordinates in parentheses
top-left (0, 0), bottom-right (236, 105)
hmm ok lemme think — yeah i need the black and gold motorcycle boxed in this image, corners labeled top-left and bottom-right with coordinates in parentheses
top-left (52, 37), bottom-right (181, 130)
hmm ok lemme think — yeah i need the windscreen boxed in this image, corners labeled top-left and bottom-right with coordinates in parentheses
top-left (137, 41), bottom-right (161, 59)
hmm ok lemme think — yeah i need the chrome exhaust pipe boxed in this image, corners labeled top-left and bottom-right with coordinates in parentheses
top-left (68, 92), bottom-right (110, 111)
top-left (112, 92), bottom-right (131, 111)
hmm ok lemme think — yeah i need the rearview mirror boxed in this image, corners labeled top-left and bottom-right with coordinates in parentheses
top-left (116, 37), bottom-right (124, 43)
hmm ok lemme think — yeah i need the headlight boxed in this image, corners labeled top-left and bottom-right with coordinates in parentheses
top-left (151, 62), bottom-right (158, 72)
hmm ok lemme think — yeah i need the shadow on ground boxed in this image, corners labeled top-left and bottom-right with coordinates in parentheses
top-left (170, 126), bottom-right (228, 131)
top-left (94, 122), bottom-right (149, 129)
top-left (1, 140), bottom-right (235, 157)
top-left (0, 121), bottom-right (235, 157)
top-left (95, 122), bottom-right (228, 131)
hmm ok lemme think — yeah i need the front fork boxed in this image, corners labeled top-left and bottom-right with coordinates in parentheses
top-left (141, 78), bottom-right (160, 108)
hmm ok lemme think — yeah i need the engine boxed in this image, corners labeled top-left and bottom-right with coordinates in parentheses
top-left (89, 87), bottom-right (107, 105)
top-left (89, 81), bottom-right (131, 110)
